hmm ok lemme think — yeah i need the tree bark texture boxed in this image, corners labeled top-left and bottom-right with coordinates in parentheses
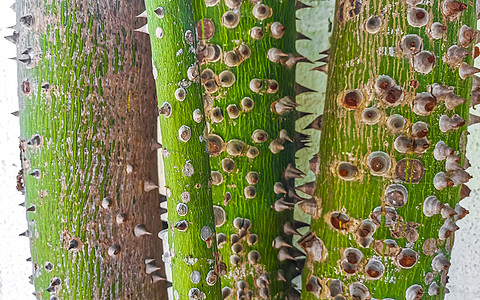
top-left (17, 0), bottom-right (167, 299)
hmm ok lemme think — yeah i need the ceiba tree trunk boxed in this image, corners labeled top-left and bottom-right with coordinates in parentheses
top-left (144, 0), bottom-right (222, 299)
top-left (187, 0), bottom-right (302, 298)
top-left (16, 0), bottom-right (167, 298)
top-left (301, 0), bottom-right (475, 299)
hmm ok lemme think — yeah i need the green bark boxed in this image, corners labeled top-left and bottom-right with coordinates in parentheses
top-left (144, 0), bottom-right (222, 299)
top-left (17, 0), bottom-right (167, 298)
top-left (302, 0), bottom-right (475, 299)
top-left (191, 0), bottom-right (297, 298)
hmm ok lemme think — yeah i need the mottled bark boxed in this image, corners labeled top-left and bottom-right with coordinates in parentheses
top-left (17, 0), bottom-right (167, 298)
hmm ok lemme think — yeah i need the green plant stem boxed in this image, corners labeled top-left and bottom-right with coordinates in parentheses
top-left (145, 0), bottom-right (222, 299)
top-left (192, 0), bottom-right (297, 298)
top-left (302, 0), bottom-right (475, 299)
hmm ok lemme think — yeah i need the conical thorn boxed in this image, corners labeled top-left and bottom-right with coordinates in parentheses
top-left (311, 64), bottom-right (328, 74)
top-left (469, 113), bottom-right (480, 126)
top-left (296, 1), bottom-right (313, 10)
top-left (136, 10), bottom-right (147, 18)
top-left (150, 139), bottom-right (162, 150)
top-left (460, 184), bottom-right (471, 199)
top-left (144, 179), bottom-right (159, 192)
top-left (304, 115), bottom-right (322, 130)
top-left (296, 32), bottom-right (311, 41)
top-left (4, 32), bottom-right (18, 44)
top-left (284, 163), bottom-right (306, 180)
top-left (459, 62), bottom-right (480, 79)
top-left (294, 83), bottom-right (316, 95)
top-left (295, 181), bottom-right (316, 196)
top-left (134, 24), bottom-right (149, 34)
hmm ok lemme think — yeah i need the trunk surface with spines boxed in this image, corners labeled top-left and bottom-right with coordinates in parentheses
top-left (302, 0), bottom-right (475, 298)
top-left (145, 0), bottom-right (222, 299)
top-left (192, 0), bottom-right (297, 298)
top-left (18, 0), bottom-right (167, 299)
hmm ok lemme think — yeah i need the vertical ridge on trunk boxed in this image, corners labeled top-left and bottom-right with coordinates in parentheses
top-left (302, 0), bottom-right (475, 298)
top-left (144, 0), bottom-right (222, 299)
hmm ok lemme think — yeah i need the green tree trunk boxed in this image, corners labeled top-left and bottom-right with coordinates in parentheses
top-left (302, 0), bottom-right (475, 299)
top-left (191, 0), bottom-right (298, 298)
top-left (144, 0), bottom-right (222, 299)
top-left (17, 0), bottom-right (167, 298)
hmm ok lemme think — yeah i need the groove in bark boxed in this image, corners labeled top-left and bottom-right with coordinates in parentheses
top-left (144, 0), bottom-right (222, 299)
top-left (302, 0), bottom-right (475, 298)
top-left (192, 0), bottom-right (298, 298)
top-left (17, 0), bottom-right (167, 299)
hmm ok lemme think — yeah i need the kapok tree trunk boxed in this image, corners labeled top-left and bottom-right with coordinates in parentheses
top-left (144, 0), bottom-right (222, 299)
top-left (191, 0), bottom-right (300, 298)
top-left (302, 0), bottom-right (475, 298)
top-left (16, 0), bottom-right (167, 298)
